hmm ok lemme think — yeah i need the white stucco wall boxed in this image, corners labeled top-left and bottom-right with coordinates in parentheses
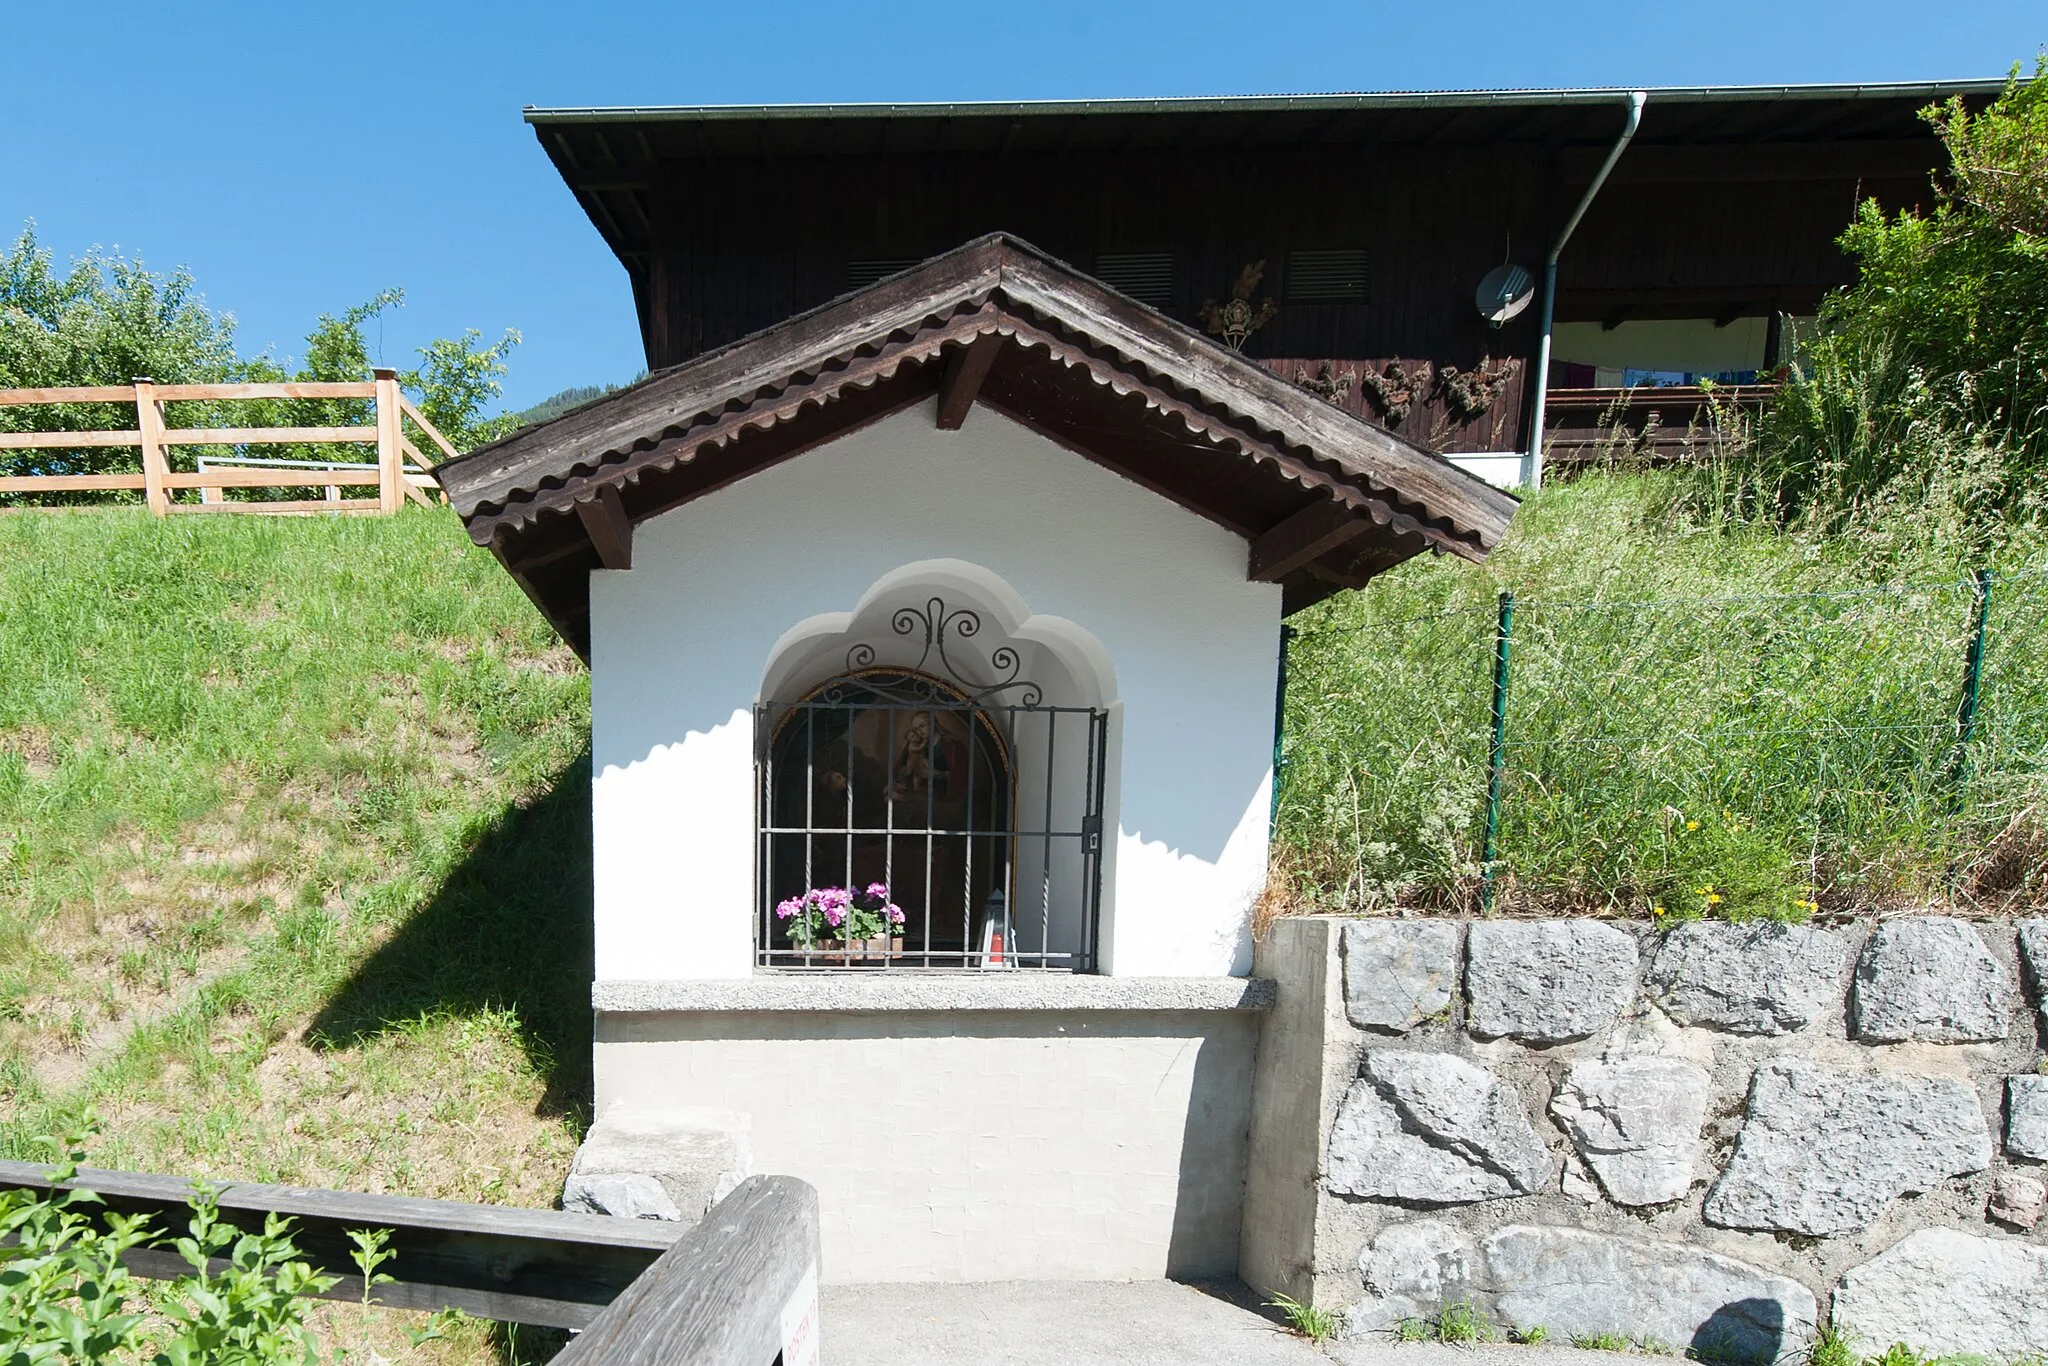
top-left (587, 398), bottom-right (1281, 980)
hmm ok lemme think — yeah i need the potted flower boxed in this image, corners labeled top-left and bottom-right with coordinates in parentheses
top-left (776, 886), bottom-right (853, 959)
top-left (776, 883), bottom-right (904, 963)
top-left (844, 882), bottom-right (906, 960)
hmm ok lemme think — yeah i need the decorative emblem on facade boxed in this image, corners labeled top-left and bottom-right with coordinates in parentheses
top-left (1295, 361), bottom-right (1355, 406)
top-left (842, 597), bottom-right (1043, 707)
top-left (1358, 360), bottom-right (1434, 424)
top-left (1199, 261), bottom-right (1280, 352)
top-left (1439, 357), bottom-right (1522, 422)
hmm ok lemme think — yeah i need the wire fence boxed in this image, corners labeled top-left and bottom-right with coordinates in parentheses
top-left (1273, 567), bottom-right (2048, 919)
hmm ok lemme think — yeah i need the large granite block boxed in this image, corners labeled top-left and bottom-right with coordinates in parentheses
top-left (1326, 1050), bottom-right (1551, 1203)
top-left (1704, 1061), bottom-right (1990, 1235)
top-left (1342, 920), bottom-right (1459, 1033)
top-left (1465, 920), bottom-right (1638, 1043)
top-left (1850, 917), bottom-right (2012, 1043)
top-left (1644, 921), bottom-right (1844, 1034)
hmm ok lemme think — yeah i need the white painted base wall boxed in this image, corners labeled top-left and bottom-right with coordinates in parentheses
top-left (586, 399), bottom-right (1283, 980)
top-left (594, 1008), bottom-right (1259, 1281)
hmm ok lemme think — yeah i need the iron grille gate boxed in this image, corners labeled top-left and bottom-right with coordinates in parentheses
top-left (755, 599), bottom-right (1108, 972)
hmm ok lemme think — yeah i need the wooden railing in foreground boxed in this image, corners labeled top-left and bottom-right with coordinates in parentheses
top-left (0, 1158), bottom-right (678, 1328)
top-left (0, 1161), bottom-right (822, 1360)
top-left (553, 1176), bottom-right (822, 1366)
top-left (0, 1160), bottom-right (823, 1357)
top-left (0, 369), bottom-right (458, 514)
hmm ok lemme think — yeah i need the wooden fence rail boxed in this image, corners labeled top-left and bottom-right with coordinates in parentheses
top-left (0, 1161), bottom-right (824, 1361)
top-left (0, 371), bottom-right (460, 515)
top-left (552, 1177), bottom-right (821, 1366)
top-left (0, 1159), bottom-right (682, 1329)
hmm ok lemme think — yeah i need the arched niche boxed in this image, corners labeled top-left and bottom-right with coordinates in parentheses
top-left (756, 561), bottom-right (1117, 971)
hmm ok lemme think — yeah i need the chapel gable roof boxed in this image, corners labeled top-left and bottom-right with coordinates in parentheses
top-left (435, 233), bottom-right (1518, 655)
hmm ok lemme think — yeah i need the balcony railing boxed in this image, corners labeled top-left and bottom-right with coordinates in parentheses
top-left (1543, 383), bottom-right (1781, 467)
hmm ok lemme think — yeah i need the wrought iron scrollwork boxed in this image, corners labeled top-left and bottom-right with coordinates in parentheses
top-left (840, 597), bottom-right (1043, 707)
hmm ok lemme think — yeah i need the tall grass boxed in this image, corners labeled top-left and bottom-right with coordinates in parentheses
top-left (1273, 472), bottom-right (2048, 919)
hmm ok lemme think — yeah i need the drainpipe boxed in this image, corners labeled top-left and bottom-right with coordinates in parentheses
top-left (1524, 90), bottom-right (1646, 490)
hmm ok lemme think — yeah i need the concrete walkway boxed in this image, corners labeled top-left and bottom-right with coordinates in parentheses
top-left (821, 1280), bottom-right (1629, 1366)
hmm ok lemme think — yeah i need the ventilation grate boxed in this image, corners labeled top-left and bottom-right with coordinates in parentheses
top-left (1285, 249), bottom-right (1370, 303)
top-left (845, 259), bottom-right (922, 291)
top-left (1093, 252), bottom-right (1176, 307)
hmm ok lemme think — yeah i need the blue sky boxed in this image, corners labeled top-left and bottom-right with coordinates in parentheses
top-left (3, 2), bottom-right (2041, 413)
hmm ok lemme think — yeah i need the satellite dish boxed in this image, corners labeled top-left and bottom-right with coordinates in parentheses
top-left (1476, 263), bottom-right (1535, 328)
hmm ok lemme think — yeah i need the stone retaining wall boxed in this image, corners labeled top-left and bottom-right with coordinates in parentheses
top-left (1241, 916), bottom-right (2048, 1363)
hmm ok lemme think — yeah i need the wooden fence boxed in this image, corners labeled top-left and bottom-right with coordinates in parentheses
top-left (0, 370), bottom-right (457, 514)
top-left (0, 1160), bottom-right (823, 1363)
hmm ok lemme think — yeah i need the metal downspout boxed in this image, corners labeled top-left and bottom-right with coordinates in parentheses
top-left (1524, 90), bottom-right (1647, 490)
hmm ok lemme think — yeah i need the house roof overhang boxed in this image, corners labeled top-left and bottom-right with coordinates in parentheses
top-left (435, 234), bottom-right (1520, 658)
top-left (523, 81), bottom-right (2000, 280)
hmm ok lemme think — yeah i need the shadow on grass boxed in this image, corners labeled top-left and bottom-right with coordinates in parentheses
top-left (308, 749), bottom-right (594, 1121)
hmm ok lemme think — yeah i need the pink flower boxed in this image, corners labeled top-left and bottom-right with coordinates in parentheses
top-left (775, 897), bottom-right (802, 920)
top-left (865, 882), bottom-right (890, 901)
top-left (886, 904), bottom-right (905, 924)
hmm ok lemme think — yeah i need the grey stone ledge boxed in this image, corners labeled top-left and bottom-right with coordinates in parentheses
top-left (592, 975), bottom-right (1278, 1014)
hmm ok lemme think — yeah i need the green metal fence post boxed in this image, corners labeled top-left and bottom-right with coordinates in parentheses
top-left (1269, 623), bottom-right (1295, 832)
top-left (1480, 591), bottom-right (1515, 913)
top-left (1948, 566), bottom-right (1993, 809)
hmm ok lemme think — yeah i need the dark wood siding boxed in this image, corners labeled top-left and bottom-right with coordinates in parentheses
top-left (599, 132), bottom-right (1946, 453)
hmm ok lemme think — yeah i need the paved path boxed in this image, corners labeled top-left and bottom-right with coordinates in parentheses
top-left (821, 1279), bottom-right (1629, 1366)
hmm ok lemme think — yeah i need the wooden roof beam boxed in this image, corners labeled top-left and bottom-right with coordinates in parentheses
top-left (935, 333), bottom-right (1006, 430)
top-left (1247, 498), bottom-right (1372, 582)
top-left (575, 484), bottom-right (634, 571)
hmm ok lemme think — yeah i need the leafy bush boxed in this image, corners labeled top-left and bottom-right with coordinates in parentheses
top-left (0, 1131), bottom-right (337, 1365)
top-left (1741, 61), bottom-right (2048, 526)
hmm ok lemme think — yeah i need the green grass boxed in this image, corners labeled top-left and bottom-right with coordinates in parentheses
top-left (1807, 1326), bottom-right (2019, 1366)
top-left (1274, 470), bottom-right (2048, 919)
top-left (1265, 1290), bottom-right (1343, 1344)
top-left (0, 507), bottom-right (590, 1212)
top-left (1395, 1297), bottom-right (1499, 1345)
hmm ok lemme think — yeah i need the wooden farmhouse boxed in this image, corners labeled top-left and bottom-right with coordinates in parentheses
top-left (434, 82), bottom-right (1992, 1282)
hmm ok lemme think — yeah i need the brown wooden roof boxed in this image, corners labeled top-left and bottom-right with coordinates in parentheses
top-left (435, 233), bottom-right (1518, 656)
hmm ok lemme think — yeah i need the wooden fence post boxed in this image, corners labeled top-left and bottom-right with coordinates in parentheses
top-left (373, 368), bottom-right (403, 514)
top-left (549, 1176), bottom-right (822, 1366)
top-left (134, 377), bottom-right (169, 515)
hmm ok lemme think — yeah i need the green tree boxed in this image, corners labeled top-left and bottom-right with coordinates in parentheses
top-left (406, 326), bottom-right (523, 451)
top-left (1750, 60), bottom-right (2048, 528)
top-left (0, 225), bottom-right (242, 489)
top-left (0, 223), bottom-right (241, 393)
top-left (0, 226), bottom-right (521, 496)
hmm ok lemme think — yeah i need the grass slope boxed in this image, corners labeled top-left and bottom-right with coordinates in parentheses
top-left (0, 508), bottom-right (590, 1210)
top-left (1275, 472), bottom-right (2048, 919)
